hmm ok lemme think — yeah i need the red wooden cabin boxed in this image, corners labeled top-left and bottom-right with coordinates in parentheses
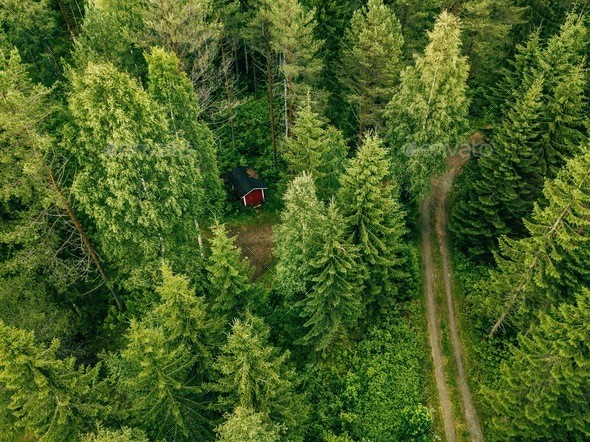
top-left (229, 166), bottom-right (268, 207)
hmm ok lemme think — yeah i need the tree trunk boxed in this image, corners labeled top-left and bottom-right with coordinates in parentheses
top-left (264, 24), bottom-right (278, 168)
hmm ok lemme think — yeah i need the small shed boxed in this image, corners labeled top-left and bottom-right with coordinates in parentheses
top-left (229, 166), bottom-right (268, 206)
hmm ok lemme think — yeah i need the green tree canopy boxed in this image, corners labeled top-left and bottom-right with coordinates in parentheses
top-left (487, 289), bottom-right (590, 440)
top-left (341, 0), bottom-right (404, 138)
top-left (338, 134), bottom-right (412, 309)
top-left (386, 11), bottom-right (470, 196)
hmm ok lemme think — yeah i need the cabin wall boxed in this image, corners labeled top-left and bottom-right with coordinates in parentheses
top-left (244, 189), bottom-right (264, 206)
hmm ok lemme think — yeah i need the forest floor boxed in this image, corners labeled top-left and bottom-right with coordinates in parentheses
top-left (421, 153), bottom-right (483, 442)
top-left (226, 212), bottom-right (276, 280)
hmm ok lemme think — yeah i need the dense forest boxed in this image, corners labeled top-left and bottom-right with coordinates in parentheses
top-left (1, 0), bottom-right (589, 441)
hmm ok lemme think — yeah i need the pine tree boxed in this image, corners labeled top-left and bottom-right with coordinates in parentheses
top-left (341, 0), bottom-right (404, 139)
top-left (338, 134), bottom-right (411, 308)
top-left (67, 62), bottom-right (205, 296)
top-left (215, 407), bottom-right (281, 442)
top-left (264, 0), bottom-right (323, 133)
top-left (298, 201), bottom-right (363, 351)
top-left (487, 146), bottom-right (590, 335)
top-left (284, 94), bottom-right (348, 200)
top-left (146, 47), bottom-right (225, 214)
top-left (487, 289), bottom-right (590, 440)
top-left (274, 173), bottom-right (325, 297)
top-left (206, 222), bottom-right (252, 318)
top-left (451, 76), bottom-right (545, 258)
top-left (212, 313), bottom-right (305, 430)
top-left (386, 11), bottom-right (470, 197)
top-left (106, 320), bottom-right (207, 440)
top-left (0, 321), bottom-right (102, 440)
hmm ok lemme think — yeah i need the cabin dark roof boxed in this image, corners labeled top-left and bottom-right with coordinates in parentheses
top-left (230, 166), bottom-right (268, 197)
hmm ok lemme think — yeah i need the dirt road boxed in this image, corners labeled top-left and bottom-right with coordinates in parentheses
top-left (422, 157), bottom-right (483, 441)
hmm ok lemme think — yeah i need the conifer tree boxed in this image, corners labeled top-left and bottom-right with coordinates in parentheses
top-left (487, 289), bottom-right (590, 440)
top-left (146, 47), bottom-right (225, 214)
top-left (82, 425), bottom-right (148, 442)
top-left (341, 0), bottom-right (404, 139)
top-left (206, 222), bottom-right (252, 318)
top-left (264, 0), bottom-right (323, 133)
top-left (452, 14), bottom-right (588, 258)
top-left (487, 147), bottom-right (590, 335)
top-left (0, 321), bottom-right (102, 440)
top-left (451, 76), bottom-right (545, 258)
top-left (274, 173), bottom-right (325, 297)
top-left (298, 201), bottom-right (363, 351)
top-left (106, 320), bottom-right (206, 440)
top-left (284, 95), bottom-right (348, 200)
top-left (386, 11), bottom-right (470, 196)
top-left (68, 62), bottom-right (205, 295)
top-left (140, 0), bottom-right (222, 108)
top-left (338, 134), bottom-right (411, 308)
top-left (150, 265), bottom-right (218, 364)
top-left (216, 407), bottom-right (281, 442)
top-left (212, 313), bottom-right (305, 431)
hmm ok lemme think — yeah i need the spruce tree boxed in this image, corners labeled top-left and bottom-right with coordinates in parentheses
top-left (212, 313), bottom-right (305, 431)
top-left (264, 0), bottom-right (323, 133)
top-left (487, 289), bottom-right (590, 440)
top-left (146, 47), bottom-right (225, 214)
top-left (338, 134), bottom-right (411, 308)
top-left (82, 425), bottom-right (148, 442)
top-left (106, 320), bottom-right (206, 440)
top-left (284, 95), bottom-right (348, 200)
top-left (274, 173), bottom-right (325, 297)
top-left (298, 201), bottom-right (363, 351)
top-left (215, 407), bottom-right (281, 442)
top-left (206, 222), bottom-right (252, 318)
top-left (451, 76), bottom-right (545, 258)
top-left (341, 0), bottom-right (404, 138)
top-left (487, 146), bottom-right (590, 335)
top-left (67, 62), bottom-right (205, 296)
top-left (386, 11), bottom-right (470, 196)
top-left (150, 265), bottom-right (218, 364)
top-left (0, 321), bottom-right (102, 440)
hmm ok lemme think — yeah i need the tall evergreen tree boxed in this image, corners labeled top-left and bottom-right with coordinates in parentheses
top-left (82, 425), bottom-right (149, 442)
top-left (146, 47), bottom-right (225, 214)
top-left (284, 94), bottom-right (348, 200)
top-left (0, 321), bottom-right (102, 440)
top-left (215, 407), bottom-right (281, 442)
top-left (212, 313), bottom-right (305, 432)
top-left (452, 14), bottom-right (588, 258)
top-left (298, 201), bottom-right (363, 351)
top-left (386, 11), bottom-right (470, 196)
top-left (265, 0), bottom-right (323, 134)
top-left (452, 76), bottom-right (545, 258)
top-left (487, 289), bottom-right (590, 440)
top-left (140, 0), bottom-right (222, 110)
top-left (274, 173), bottom-right (325, 297)
top-left (150, 265), bottom-right (218, 365)
top-left (106, 320), bottom-right (206, 440)
top-left (455, 0), bottom-right (525, 105)
top-left (487, 146), bottom-right (590, 335)
top-left (338, 134), bottom-right (411, 309)
top-left (206, 222), bottom-right (252, 318)
top-left (340, 0), bottom-right (404, 139)
top-left (67, 62), bottom-right (205, 296)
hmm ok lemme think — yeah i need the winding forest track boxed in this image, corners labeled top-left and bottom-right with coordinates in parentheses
top-left (421, 155), bottom-right (483, 441)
